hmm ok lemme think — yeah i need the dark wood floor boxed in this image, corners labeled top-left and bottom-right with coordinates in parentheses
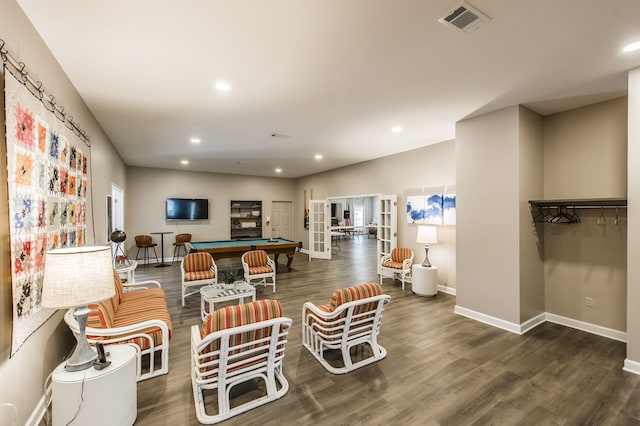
top-left (133, 237), bottom-right (640, 425)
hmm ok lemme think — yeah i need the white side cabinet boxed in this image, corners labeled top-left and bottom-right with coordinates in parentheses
top-left (52, 344), bottom-right (137, 426)
top-left (411, 264), bottom-right (438, 297)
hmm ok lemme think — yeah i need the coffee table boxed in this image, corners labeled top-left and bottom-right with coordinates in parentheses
top-left (200, 281), bottom-right (256, 321)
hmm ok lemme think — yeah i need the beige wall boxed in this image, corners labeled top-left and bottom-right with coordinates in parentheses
top-left (294, 141), bottom-right (457, 288)
top-left (542, 97), bottom-right (627, 331)
top-left (0, 1), bottom-right (126, 423)
top-left (627, 68), bottom-right (640, 362)
top-left (518, 106), bottom-right (545, 323)
top-left (125, 167), bottom-right (296, 261)
top-left (456, 106), bottom-right (522, 323)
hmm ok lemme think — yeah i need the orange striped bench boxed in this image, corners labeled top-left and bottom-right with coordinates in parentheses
top-left (64, 270), bottom-right (172, 381)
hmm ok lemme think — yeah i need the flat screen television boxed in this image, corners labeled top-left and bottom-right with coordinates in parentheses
top-left (166, 198), bottom-right (209, 221)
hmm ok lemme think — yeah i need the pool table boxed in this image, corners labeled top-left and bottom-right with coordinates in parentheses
top-left (185, 238), bottom-right (303, 271)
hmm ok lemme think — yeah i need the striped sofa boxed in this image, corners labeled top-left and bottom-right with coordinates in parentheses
top-left (191, 300), bottom-right (292, 424)
top-left (302, 282), bottom-right (391, 374)
top-left (64, 270), bottom-right (172, 381)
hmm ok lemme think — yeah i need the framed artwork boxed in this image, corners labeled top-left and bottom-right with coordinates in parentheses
top-left (406, 185), bottom-right (456, 225)
top-left (406, 193), bottom-right (443, 224)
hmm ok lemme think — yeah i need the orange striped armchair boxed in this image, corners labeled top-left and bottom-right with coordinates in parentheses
top-left (191, 300), bottom-right (292, 424)
top-left (181, 252), bottom-right (217, 306)
top-left (302, 282), bottom-right (391, 374)
top-left (379, 247), bottom-right (414, 290)
top-left (241, 249), bottom-right (276, 293)
top-left (64, 270), bottom-right (172, 381)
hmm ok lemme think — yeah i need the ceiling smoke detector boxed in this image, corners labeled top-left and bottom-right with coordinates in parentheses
top-left (438, 1), bottom-right (490, 33)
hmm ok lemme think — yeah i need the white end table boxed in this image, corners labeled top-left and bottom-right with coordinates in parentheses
top-left (411, 264), bottom-right (438, 296)
top-left (52, 344), bottom-right (137, 426)
top-left (115, 260), bottom-right (138, 283)
top-left (200, 282), bottom-right (257, 320)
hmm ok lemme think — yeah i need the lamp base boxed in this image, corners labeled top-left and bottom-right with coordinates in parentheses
top-left (65, 306), bottom-right (98, 372)
top-left (421, 244), bottom-right (432, 268)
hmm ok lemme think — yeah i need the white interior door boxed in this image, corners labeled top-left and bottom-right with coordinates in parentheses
top-left (377, 194), bottom-right (397, 274)
top-left (111, 184), bottom-right (124, 237)
top-left (309, 199), bottom-right (331, 260)
top-left (271, 201), bottom-right (293, 239)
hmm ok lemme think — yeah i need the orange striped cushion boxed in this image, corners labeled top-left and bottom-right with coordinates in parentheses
top-left (248, 266), bottom-right (273, 275)
top-left (201, 299), bottom-right (283, 337)
top-left (183, 252), bottom-right (213, 273)
top-left (184, 270), bottom-right (215, 281)
top-left (244, 250), bottom-right (268, 267)
top-left (87, 296), bottom-right (118, 328)
top-left (87, 287), bottom-right (173, 350)
top-left (330, 282), bottom-right (384, 311)
top-left (391, 248), bottom-right (412, 263)
top-left (112, 270), bottom-right (124, 304)
top-left (382, 260), bottom-right (404, 269)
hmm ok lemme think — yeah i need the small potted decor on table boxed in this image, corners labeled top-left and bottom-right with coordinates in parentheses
top-left (224, 265), bottom-right (237, 290)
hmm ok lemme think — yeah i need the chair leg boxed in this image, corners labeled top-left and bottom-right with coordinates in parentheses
top-left (173, 245), bottom-right (179, 262)
top-left (152, 247), bottom-right (159, 264)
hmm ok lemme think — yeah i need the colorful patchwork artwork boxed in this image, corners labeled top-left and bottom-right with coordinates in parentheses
top-left (14, 104), bottom-right (35, 149)
top-left (14, 152), bottom-right (34, 186)
top-left (5, 70), bottom-right (91, 355)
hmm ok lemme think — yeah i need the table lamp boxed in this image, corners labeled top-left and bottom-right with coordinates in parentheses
top-left (416, 225), bottom-right (438, 267)
top-left (42, 246), bottom-right (115, 371)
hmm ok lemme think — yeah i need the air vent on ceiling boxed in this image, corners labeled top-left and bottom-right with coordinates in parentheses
top-left (438, 1), bottom-right (490, 33)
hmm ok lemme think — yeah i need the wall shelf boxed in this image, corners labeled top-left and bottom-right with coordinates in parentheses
top-left (529, 198), bottom-right (627, 224)
top-left (528, 198), bottom-right (627, 208)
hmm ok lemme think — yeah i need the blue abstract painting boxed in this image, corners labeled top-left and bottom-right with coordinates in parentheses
top-left (443, 193), bottom-right (456, 225)
top-left (406, 194), bottom-right (443, 224)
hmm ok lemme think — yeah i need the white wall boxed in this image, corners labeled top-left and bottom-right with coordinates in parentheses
top-left (456, 106), bottom-right (522, 323)
top-left (627, 68), bottom-right (640, 363)
top-left (295, 140), bottom-right (457, 289)
top-left (125, 167), bottom-right (296, 261)
top-left (0, 1), bottom-right (126, 423)
top-left (543, 98), bottom-right (628, 331)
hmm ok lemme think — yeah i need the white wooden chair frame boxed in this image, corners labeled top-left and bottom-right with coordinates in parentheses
top-left (64, 280), bottom-right (170, 381)
top-left (181, 255), bottom-right (218, 306)
top-left (241, 252), bottom-right (277, 293)
top-left (379, 251), bottom-right (414, 290)
top-left (190, 317), bottom-right (292, 424)
top-left (302, 294), bottom-right (391, 374)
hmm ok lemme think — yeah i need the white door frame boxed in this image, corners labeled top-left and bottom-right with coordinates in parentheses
top-left (309, 200), bottom-right (331, 260)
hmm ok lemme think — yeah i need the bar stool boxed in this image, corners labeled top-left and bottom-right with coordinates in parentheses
top-left (173, 233), bottom-right (192, 262)
top-left (135, 235), bottom-right (159, 264)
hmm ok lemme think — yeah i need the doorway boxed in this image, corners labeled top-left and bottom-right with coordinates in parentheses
top-left (111, 184), bottom-right (124, 233)
top-left (271, 201), bottom-right (293, 239)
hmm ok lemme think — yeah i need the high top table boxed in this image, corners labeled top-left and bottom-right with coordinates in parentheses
top-left (151, 231), bottom-right (173, 267)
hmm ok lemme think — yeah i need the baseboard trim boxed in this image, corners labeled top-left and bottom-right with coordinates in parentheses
top-left (26, 394), bottom-right (47, 426)
top-left (453, 306), bottom-right (627, 343)
top-left (545, 313), bottom-right (627, 343)
top-left (454, 305), bottom-right (523, 334)
top-left (623, 359), bottom-right (640, 376)
top-left (437, 284), bottom-right (456, 296)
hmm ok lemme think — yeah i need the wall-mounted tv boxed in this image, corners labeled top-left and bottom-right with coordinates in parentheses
top-left (166, 198), bottom-right (209, 221)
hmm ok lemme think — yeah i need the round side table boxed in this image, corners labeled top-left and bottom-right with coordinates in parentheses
top-left (411, 264), bottom-right (438, 296)
top-left (52, 344), bottom-right (137, 426)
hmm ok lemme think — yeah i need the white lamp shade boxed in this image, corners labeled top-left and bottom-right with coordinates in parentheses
top-left (42, 246), bottom-right (115, 309)
top-left (416, 225), bottom-right (438, 244)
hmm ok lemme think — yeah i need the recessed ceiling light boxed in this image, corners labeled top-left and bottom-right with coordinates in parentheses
top-left (190, 137), bottom-right (201, 144)
top-left (180, 160), bottom-right (189, 165)
top-left (391, 126), bottom-right (403, 133)
top-left (215, 81), bottom-right (231, 91)
top-left (623, 41), bottom-right (640, 53)
top-left (275, 168), bottom-right (282, 173)
top-left (314, 154), bottom-right (323, 160)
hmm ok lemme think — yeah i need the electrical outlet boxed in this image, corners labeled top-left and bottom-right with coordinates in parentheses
top-left (586, 297), bottom-right (594, 308)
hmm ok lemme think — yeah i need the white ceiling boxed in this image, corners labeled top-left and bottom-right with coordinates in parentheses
top-left (16, 0), bottom-right (640, 178)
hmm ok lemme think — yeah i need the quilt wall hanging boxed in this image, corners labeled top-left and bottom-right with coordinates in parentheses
top-left (4, 66), bottom-right (91, 355)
